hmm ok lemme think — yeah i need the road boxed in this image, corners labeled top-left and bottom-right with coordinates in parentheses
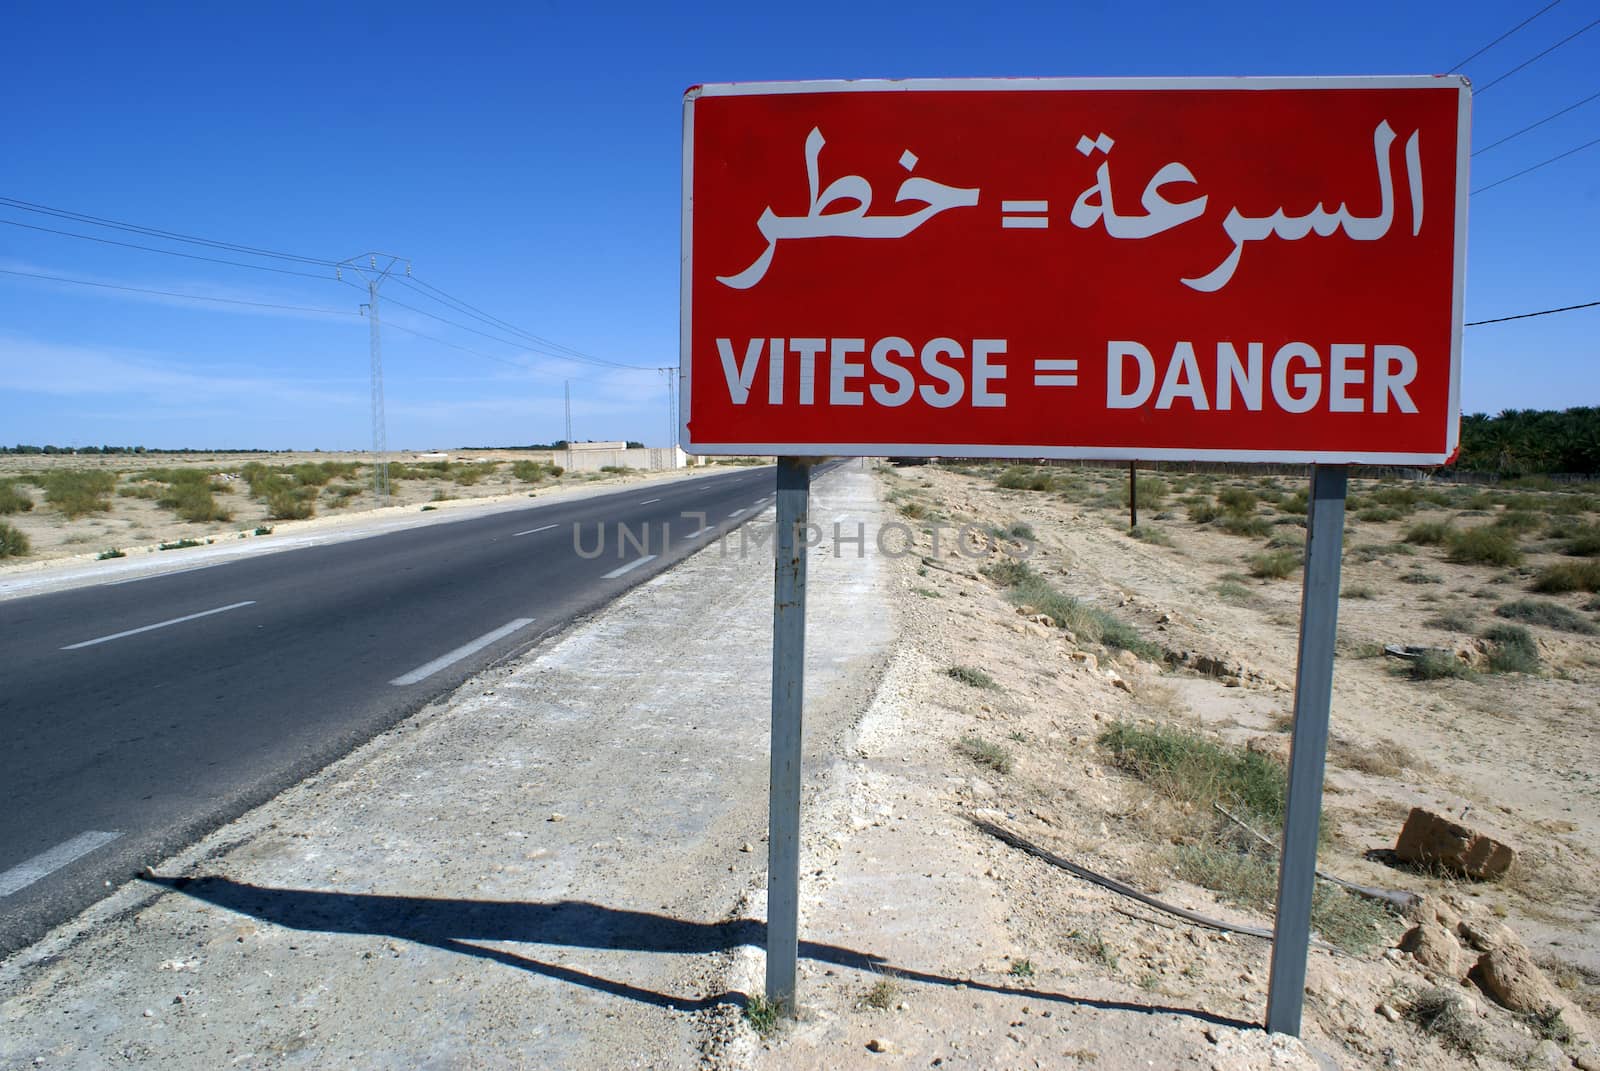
top-left (0, 464), bottom-right (809, 957)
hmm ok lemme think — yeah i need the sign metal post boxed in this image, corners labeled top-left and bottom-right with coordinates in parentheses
top-left (766, 456), bottom-right (811, 1010)
top-left (1265, 464), bottom-right (1348, 1034)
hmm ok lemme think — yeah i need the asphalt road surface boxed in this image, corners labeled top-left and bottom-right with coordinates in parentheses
top-left (0, 463), bottom-right (827, 957)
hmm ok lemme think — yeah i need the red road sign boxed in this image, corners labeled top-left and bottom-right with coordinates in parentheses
top-left (681, 77), bottom-right (1469, 464)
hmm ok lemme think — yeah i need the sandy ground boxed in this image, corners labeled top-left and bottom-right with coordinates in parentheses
top-left (4, 459), bottom-right (1598, 1069)
top-left (0, 450), bottom-right (751, 575)
top-left (744, 462), bottom-right (1598, 1071)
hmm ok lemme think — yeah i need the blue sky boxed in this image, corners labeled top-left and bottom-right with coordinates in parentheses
top-left (2, 1), bottom-right (1596, 450)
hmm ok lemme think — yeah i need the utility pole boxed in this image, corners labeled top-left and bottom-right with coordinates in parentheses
top-left (658, 366), bottom-right (682, 453)
top-left (564, 379), bottom-right (573, 445)
top-left (338, 253), bottom-right (409, 506)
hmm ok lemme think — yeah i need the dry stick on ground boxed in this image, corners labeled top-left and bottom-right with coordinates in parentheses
top-left (969, 817), bottom-right (1340, 954)
top-left (1211, 803), bottom-right (1420, 912)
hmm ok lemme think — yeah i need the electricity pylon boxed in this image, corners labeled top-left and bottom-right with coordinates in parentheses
top-left (337, 253), bottom-right (409, 506)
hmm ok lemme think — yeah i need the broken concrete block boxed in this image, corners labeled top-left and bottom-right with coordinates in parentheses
top-left (1394, 807), bottom-right (1516, 879)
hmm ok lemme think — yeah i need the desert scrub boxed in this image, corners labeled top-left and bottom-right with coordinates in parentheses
top-left (36, 469), bottom-right (117, 518)
top-left (1217, 487), bottom-right (1258, 517)
top-left (152, 469), bottom-right (232, 523)
top-left (1342, 585), bottom-right (1376, 599)
top-left (1099, 721), bottom-right (1285, 828)
top-left (1129, 525), bottom-right (1173, 546)
top-left (946, 665), bottom-right (996, 689)
top-left (511, 459), bottom-right (562, 483)
top-left (1171, 842), bottom-right (1390, 953)
top-left (1215, 580), bottom-right (1256, 605)
top-left (1445, 527), bottom-right (1522, 566)
top-left (96, 547), bottom-right (126, 560)
top-left (955, 735), bottom-right (1014, 774)
top-left (1248, 550), bottom-right (1301, 579)
top-left (1494, 598), bottom-right (1596, 635)
top-left (452, 461), bottom-right (501, 485)
top-left (1404, 520), bottom-right (1451, 545)
top-left (1404, 987), bottom-right (1485, 1057)
top-left (1187, 500), bottom-right (1222, 524)
top-left (980, 559), bottom-right (1161, 659)
top-left (0, 478), bottom-right (33, 515)
top-left (996, 465), bottom-right (1057, 492)
top-left (1531, 561), bottom-right (1600, 593)
top-left (1408, 650), bottom-right (1474, 681)
top-left (323, 483), bottom-right (363, 507)
top-left (861, 973), bottom-right (900, 1010)
top-left (1558, 523), bottom-right (1600, 557)
top-left (1423, 609), bottom-right (1476, 632)
top-left (0, 521), bottom-right (31, 558)
top-left (1217, 514), bottom-right (1272, 538)
top-left (1490, 509), bottom-right (1542, 533)
top-left (1122, 475), bottom-right (1168, 509)
top-left (743, 993), bottom-right (782, 1036)
top-left (1483, 623), bottom-right (1539, 674)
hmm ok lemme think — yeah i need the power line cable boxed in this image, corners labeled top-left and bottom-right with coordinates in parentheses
top-left (0, 218), bottom-right (337, 280)
top-left (0, 197), bottom-right (340, 266)
top-left (1465, 299), bottom-right (1599, 325)
top-left (1475, 14), bottom-right (1600, 93)
top-left (381, 319), bottom-right (652, 381)
top-left (1448, 0), bottom-right (1564, 71)
top-left (360, 283), bottom-right (651, 371)
top-left (1472, 134), bottom-right (1600, 192)
top-left (0, 267), bottom-right (357, 314)
top-left (1473, 89), bottom-right (1600, 155)
top-left (395, 275), bottom-right (650, 370)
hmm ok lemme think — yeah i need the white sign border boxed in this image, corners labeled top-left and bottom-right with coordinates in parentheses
top-left (681, 75), bottom-right (1470, 466)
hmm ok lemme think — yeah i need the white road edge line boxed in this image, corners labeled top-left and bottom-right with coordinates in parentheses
top-left (601, 555), bottom-right (657, 579)
top-left (0, 831), bottom-right (122, 897)
top-left (61, 601), bottom-right (257, 650)
top-left (390, 618), bottom-right (535, 686)
top-left (513, 524), bottom-right (559, 536)
top-left (640, 497), bottom-right (661, 504)
top-left (107, 562), bottom-right (224, 586)
top-left (728, 508), bottom-right (747, 518)
top-left (686, 527), bottom-right (713, 538)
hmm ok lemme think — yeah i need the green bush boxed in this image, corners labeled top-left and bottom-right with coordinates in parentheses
top-left (1248, 550), bottom-right (1301, 578)
top-left (1218, 514), bottom-right (1272, 538)
top-left (0, 521), bottom-right (31, 558)
top-left (955, 736), bottom-right (1013, 774)
top-left (1357, 507), bottom-right (1404, 523)
top-left (1404, 520), bottom-right (1451, 545)
top-left (512, 459), bottom-right (555, 483)
top-left (1494, 599), bottom-right (1597, 635)
top-left (946, 665), bottom-right (996, 689)
top-left (266, 487), bottom-right (316, 520)
top-left (996, 465), bottom-right (1056, 492)
top-left (1445, 527), bottom-right (1522, 566)
top-left (154, 469), bottom-right (233, 524)
top-left (1410, 650), bottom-right (1474, 680)
top-left (37, 470), bottom-right (116, 518)
top-left (1491, 510), bottom-right (1542, 533)
top-left (0, 479), bottom-right (33, 515)
top-left (1123, 475), bottom-right (1168, 509)
top-left (1187, 500), bottom-right (1222, 524)
top-left (980, 558), bottom-right (1161, 658)
top-left (1483, 623), bottom-right (1539, 674)
top-left (1217, 487), bottom-right (1258, 517)
top-left (452, 461), bottom-right (500, 485)
top-left (1560, 525), bottom-right (1600, 557)
top-left (1099, 722), bottom-right (1285, 827)
top-left (1532, 561), bottom-right (1600, 593)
